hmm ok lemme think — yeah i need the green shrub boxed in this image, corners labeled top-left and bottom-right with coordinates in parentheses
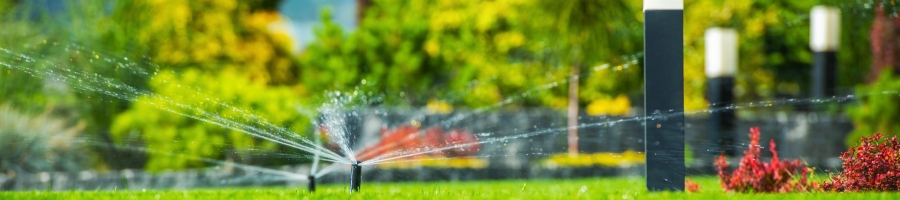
top-left (847, 71), bottom-right (900, 147)
top-left (0, 104), bottom-right (92, 172)
top-left (110, 69), bottom-right (311, 171)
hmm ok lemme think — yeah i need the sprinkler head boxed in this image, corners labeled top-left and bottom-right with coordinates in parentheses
top-left (307, 175), bottom-right (315, 192)
top-left (350, 161), bottom-right (362, 193)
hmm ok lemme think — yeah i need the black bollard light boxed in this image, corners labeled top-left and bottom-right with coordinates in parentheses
top-left (349, 161), bottom-right (361, 193)
top-left (810, 6), bottom-right (840, 98)
top-left (307, 175), bottom-right (315, 192)
top-left (643, 0), bottom-right (685, 191)
top-left (705, 28), bottom-right (738, 157)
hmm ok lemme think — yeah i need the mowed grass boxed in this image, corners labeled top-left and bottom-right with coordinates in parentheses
top-left (1, 176), bottom-right (898, 199)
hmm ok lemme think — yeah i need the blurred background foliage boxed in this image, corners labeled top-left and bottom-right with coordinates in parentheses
top-left (110, 68), bottom-right (310, 171)
top-left (683, 0), bottom-right (883, 111)
top-left (0, 0), bottom-right (898, 172)
top-left (847, 72), bottom-right (900, 147)
top-left (103, 0), bottom-right (313, 171)
top-left (0, 104), bottom-right (91, 173)
top-left (301, 0), bottom-right (643, 110)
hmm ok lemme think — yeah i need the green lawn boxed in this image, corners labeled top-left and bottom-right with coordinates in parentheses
top-left (1, 177), bottom-right (898, 199)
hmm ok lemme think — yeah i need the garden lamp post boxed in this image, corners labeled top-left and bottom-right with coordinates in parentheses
top-left (810, 6), bottom-right (840, 98)
top-left (705, 28), bottom-right (738, 157)
top-left (643, 0), bottom-right (685, 191)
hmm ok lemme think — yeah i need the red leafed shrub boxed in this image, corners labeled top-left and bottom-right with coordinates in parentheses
top-left (821, 133), bottom-right (900, 192)
top-left (685, 179), bottom-right (701, 193)
top-left (715, 127), bottom-right (815, 193)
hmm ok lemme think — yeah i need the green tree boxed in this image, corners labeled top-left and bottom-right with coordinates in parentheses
top-left (521, 0), bottom-right (643, 109)
top-left (841, 0), bottom-right (900, 145)
top-left (111, 69), bottom-right (310, 171)
top-left (107, 0), bottom-right (311, 170)
top-left (301, 0), bottom-right (643, 110)
top-left (683, 0), bottom-right (890, 111)
top-left (300, 1), bottom-right (528, 107)
top-left (683, 0), bottom-right (813, 111)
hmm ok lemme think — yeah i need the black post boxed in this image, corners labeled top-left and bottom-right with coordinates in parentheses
top-left (810, 6), bottom-right (840, 98)
top-left (349, 161), bottom-right (361, 193)
top-left (707, 77), bottom-right (735, 155)
top-left (812, 51), bottom-right (837, 98)
top-left (705, 28), bottom-right (737, 156)
top-left (643, 0), bottom-right (685, 191)
top-left (308, 175), bottom-right (315, 192)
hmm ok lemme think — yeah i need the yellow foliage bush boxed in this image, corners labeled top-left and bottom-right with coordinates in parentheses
top-left (127, 0), bottom-right (298, 85)
top-left (374, 156), bottom-right (489, 169)
top-left (427, 99), bottom-right (454, 114)
top-left (586, 95), bottom-right (631, 116)
top-left (543, 151), bottom-right (645, 168)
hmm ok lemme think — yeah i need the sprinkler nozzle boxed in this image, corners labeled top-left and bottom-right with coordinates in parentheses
top-left (350, 161), bottom-right (362, 193)
top-left (307, 175), bottom-right (315, 192)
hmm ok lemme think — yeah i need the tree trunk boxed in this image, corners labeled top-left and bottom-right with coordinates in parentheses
top-left (356, 0), bottom-right (371, 26)
top-left (567, 64), bottom-right (580, 156)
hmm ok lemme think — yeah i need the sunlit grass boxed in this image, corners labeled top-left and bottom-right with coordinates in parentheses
top-left (2, 177), bottom-right (899, 199)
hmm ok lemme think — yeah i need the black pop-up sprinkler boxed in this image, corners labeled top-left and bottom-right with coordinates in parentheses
top-left (349, 161), bottom-right (362, 193)
top-left (307, 175), bottom-right (315, 192)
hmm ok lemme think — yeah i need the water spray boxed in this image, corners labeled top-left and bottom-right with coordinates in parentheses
top-left (349, 161), bottom-right (362, 193)
top-left (307, 175), bottom-right (315, 192)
